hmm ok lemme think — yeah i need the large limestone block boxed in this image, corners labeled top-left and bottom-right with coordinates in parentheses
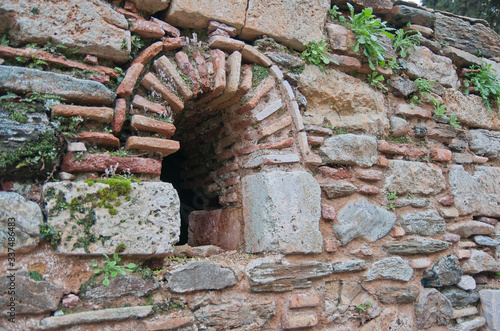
top-left (43, 181), bottom-right (180, 255)
top-left (479, 290), bottom-right (500, 331)
top-left (131, 0), bottom-right (171, 14)
top-left (164, 262), bottom-right (237, 293)
top-left (0, 0), bottom-right (131, 62)
top-left (299, 66), bottom-right (389, 135)
top-left (164, 0), bottom-right (247, 31)
top-left (435, 13), bottom-right (500, 59)
top-left (469, 129), bottom-right (500, 159)
top-left (242, 171), bottom-right (322, 254)
top-left (406, 46), bottom-right (459, 89)
top-left (384, 160), bottom-right (446, 196)
top-left (449, 165), bottom-right (500, 217)
top-left (320, 134), bottom-right (379, 167)
top-left (241, 0), bottom-right (330, 51)
top-left (0, 192), bottom-right (42, 256)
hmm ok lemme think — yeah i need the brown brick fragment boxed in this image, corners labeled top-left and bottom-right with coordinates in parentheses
top-left (75, 132), bottom-right (120, 147)
top-left (62, 154), bottom-right (161, 175)
top-left (111, 98), bottom-right (126, 135)
top-left (117, 63), bottom-right (144, 98)
top-left (130, 19), bottom-right (165, 38)
top-left (130, 115), bottom-right (176, 137)
top-left (126, 136), bottom-right (180, 156)
top-left (52, 105), bottom-right (114, 123)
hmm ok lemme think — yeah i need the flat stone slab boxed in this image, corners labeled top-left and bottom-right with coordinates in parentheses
top-left (0, 66), bottom-right (116, 105)
top-left (331, 259), bottom-right (367, 273)
top-left (449, 165), bottom-right (500, 217)
top-left (82, 275), bottom-right (158, 302)
top-left (401, 210), bottom-right (446, 236)
top-left (415, 288), bottom-right (453, 329)
top-left (319, 134), bottom-right (379, 167)
top-left (164, 261), bottom-right (237, 293)
top-left (43, 181), bottom-right (180, 255)
top-left (40, 306), bottom-right (153, 329)
top-left (384, 160), bottom-right (446, 196)
top-left (461, 250), bottom-right (500, 274)
top-left (384, 237), bottom-right (451, 255)
top-left (0, 192), bottom-right (42, 256)
top-left (469, 129), bottom-right (500, 159)
top-left (242, 171), bottom-right (322, 254)
top-left (375, 286), bottom-right (420, 304)
top-left (364, 257), bottom-right (413, 282)
top-left (334, 198), bottom-right (396, 245)
top-left (479, 290), bottom-right (500, 331)
top-left (406, 46), bottom-right (459, 89)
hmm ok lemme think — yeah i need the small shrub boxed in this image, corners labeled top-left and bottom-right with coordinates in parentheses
top-left (464, 63), bottom-right (500, 113)
top-left (90, 253), bottom-right (136, 286)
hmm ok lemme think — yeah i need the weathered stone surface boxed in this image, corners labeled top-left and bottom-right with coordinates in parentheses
top-left (242, 171), bottom-right (322, 254)
top-left (61, 153), bottom-right (162, 175)
top-left (421, 255), bottom-right (463, 288)
top-left (0, 269), bottom-right (64, 314)
top-left (401, 210), bottom-right (446, 236)
top-left (40, 306), bottom-right (153, 329)
top-left (375, 286), bottom-right (420, 304)
top-left (0, 192), bottom-right (42, 255)
top-left (194, 298), bottom-right (275, 330)
top-left (165, 261), bottom-right (237, 293)
top-left (472, 235), bottom-right (500, 246)
top-left (289, 293), bottom-right (320, 308)
top-left (451, 316), bottom-right (486, 331)
top-left (384, 237), bottom-right (451, 255)
top-left (390, 116), bottom-right (410, 137)
top-left (415, 288), bottom-right (453, 329)
top-left (457, 275), bottom-right (476, 291)
top-left (321, 182), bottom-right (358, 199)
top-left (265, 51), bottom-right (304, 68)
top-left (282, 312), bottom-right (318, 329)
top-left (0, 0), bottom-right (131, 62)
top-left (247, 261), bottom-right (332, 292)
top-left (333, 0), bottom-right (393, 14)
top-left (434, 13), bottom-right (500, 59)
top-left (411, 258), bottom-right (432, 269)
top-left (469, 129), bottom-right (500, 159)
top-left (452, 307), bottom-right (478, 320)
top-left (164, 0), bottom-right (247, 30)
top-left (364, 257), bottom-right (413, 282)
top-left (334, 199), bottom-right (396, 245)
top-left (448, 221), bottom-right (495, 239)
top-left (188, 208), bottom-right (241, 250)
top-left (406, 46), bottom-right (459, 89)
top-left (142, 309), bottom-right (195, 331)
top-left (389, 77), bottom-right (418, 97)
top-left (320, 134), bottom-right (379, 167)
top-left (0, 66), bottom-right (116, 105)
top-left (359, 307), bottom-right (414, 331)
top-left (384, 160), bottom-right (446, 196)
top-left (441, 287), bottom-right (480, 308)
top-left (131, 0), bottom-right (171, 14)
top-left (395, 103), bottom-right (432, 119)
top-left (394, 198), bottom-right (430, 208)
top-left (82, 275), bottom-right (158, 302)
top-left (461, 250), bottom-right (500, 274)
top-left (326, 23), bottom-right (357, 54)
top-left (299, 66), bottom-right (389, 135)
top-left (241, 0), bottom-right (330, 51)
top-left (331, 259), bottom-right (367, 273)
top-left (43, 181), bottom-right (180, 255)
top-left (387, 5), bottom-right (436, 28)
top-left (479, 290), bottom-right (500, 331)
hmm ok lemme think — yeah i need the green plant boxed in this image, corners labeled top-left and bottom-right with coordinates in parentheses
top-left (31, 7), bottom-right (39, 14)
top-left (302, 38), bottom-right (336, 71)
top-left (449, 114), bottom-right (462, 129)
top-left (289, 64), bottom-right (305, 75)
top-left (90, 253), bottom-right (136, 286)
top-left (29, 271), bottom-right (45, 281)
top-left (251, 64), bottom-right (270, 87)
top-left (387, 203), bottom-right (395, 211)
top-left (367, 72), bottom-right (388, 91)
top-left (433, 102), bottom-right (447, 118)
top-left (0, 35), bottom-right (9, 46)
top-left (464, 63), bottom-right (500, 113)
top-left (408, 193), bottom-right (415, 200)
top-left (339, 3), bottom-right (394, 70)
top-left (329, 5), bottom-right (342, 20)
top-left (355, 300), bottom-right (372, 312)
top-left (392, 24), bottom-right (422, 58)
top-left (408, 78), bottom-right (434, 108)
top-left (130, 34), bottom-right (145, 59)
top-left (387, 191), bottom-right (397, 200)
top-left (39, 223), bottom-right (62, 249)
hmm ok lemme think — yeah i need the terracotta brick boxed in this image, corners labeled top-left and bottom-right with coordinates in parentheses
top-left (115, 7), bottom-right (143, 20)
top-left (297, 132), bottom-right (310, 155)
top-left (141, 72), bottom-right (184, 113)
top-left (208, 35), bottom-right (245, 52)
top-left (378, 140), bottom-right (428, 157)
top-left (321, 204), bottom-right (336, 221)
top-left (267, 138), bottom-right (295, 150)
top-left (197, 49), bottom-right (226, 103)
top-left (237, 145), bottom-right (260, 155)
top-left (431, 148), bottom-right (452, 162)
top-left (162, 37), bottom-right (186, 51)
top-left (308, 136), bottom-right (324, 146)
top-left (208, 21), bottom-right (237, 37)
top-left (62, 153), bottom-right (161, 175)
top-left (395, 103), bottom-right (432, 119)
top-left (304, 125), bottom-right (332, 136)
top-left (193, 51), bottom-right (211, 93)
top-left (75, 132), bottom-right (120, 147)
top-left (132, 41), bottom-right (163, 65)
top-left (130, 115), bottom-right (176, 137)
top-left (241, 44), bottom-right (272, 67)
top-left (209, 51), bottom-right (242, 108)
top-left (216, 64), bottom-right (253, 110)
top-left (439, 196), bottom-right (455, 206)
top-left (245, 154), bottom-right (300, 168)
top-left (117, 63), bottom-right (144, 98)
top-left (378, 156), bottom-right (389, 167)
top-left (218, 162), bottom-right (239, 175)
top-left (150, 17), bottom-right (180, 37)
top-left (89, 74), bottom-right (109, 84)
top-left (270, 65), bottom-right (284, 81)
top-left (233, 118), bottom-right (254, 131)
top-left (52, 105), bottom-right (114, 123)
top-left (216, 149), bottom-right (234, 162)
top-left (391, 226), bottom-right (406, 238)
top-left (123, 1), bottom-right (138, 12)
top-left (282, 313), bottom-right (318, 329)
top-left (111, 98), bottom-right (127, 135)
top-left (175, 51), bottom-right (200, 94)
top-left (223, 176), bottom-right (240, 187)
top-left (360, 185), bottom-right (380, 195)
top-left (143, 310), bottom-right (195, 330)
top-left (317, 166), bottom-right (353, 179)
top-left (289, 293), bottom-right (320, 309)
top-left (355, 168), bottom-right (384, 181)
top-left (126, 136), bottom-right (180, 156)
top-left (325, 239), bottom-right (338, 253)
top-left (258, 116), bottom-right (293, 139)
top-left (131, 95), bottom-right (168, 115)
top-left (330, 54), bottom-right (361, 72)
top-left (281, 80), bottom-right (296, 102)
top-left (289, 100), bottom-right (304, 131)
top-left (130, 19), bottom-right (165, 38)
top-left (84, 55), bottom-right (98, 65)
top-left (154, 55), bottom-right (193, 101)
top-left (238, 76), bottom-right (275, 114)
top-left (254, 99), bottom-right (283, 122)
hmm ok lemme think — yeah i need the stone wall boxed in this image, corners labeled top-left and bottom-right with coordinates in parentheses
top-left (1, 0), bottom-right (500, 330)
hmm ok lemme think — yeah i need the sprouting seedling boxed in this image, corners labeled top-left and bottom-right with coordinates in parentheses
top-left (355, 300), bottom-right (372, 312)
top-left (90, 253), bottom-right (136, 286)
top-left (387, 191), bottom-right (397, 200)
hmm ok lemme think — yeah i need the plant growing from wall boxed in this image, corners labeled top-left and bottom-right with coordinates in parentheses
top-left (392, 24), bottom-right (422, 58)
top-left (90, 253), bottom-right (136, 286)
top-left (408, 78), bottom-right (435, 108)
top-left (338, 3), bottom-right (394, 70)
top-left (464, 63), bottom-right (500, 113)
top-left (367, 72), bottom-right (388, 91)
top-left (302, 38), bottom-right (337, 71)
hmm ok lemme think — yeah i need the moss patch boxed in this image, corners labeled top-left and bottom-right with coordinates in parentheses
top-left (251, 64), bottom-right (270, 88)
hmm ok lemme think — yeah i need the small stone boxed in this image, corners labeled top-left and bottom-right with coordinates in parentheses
top-left (384, 237), bottom-right (451, 255)
top-left (451, 306), bottom-right (478, 319)
top-left (394, 198), bottom-right (430, 208)
top-left (62, 294), bottom-right (79, 308)
top-left (165, 262), bottom-right (237, 293)
top-left (317, 166), bottom-right (353, 179)
top-left (130, 19), bottom-right (165, 38)
top-left (477, 217), bottom-right (498, 226)
top-left (475, 275), bottom-right (489, 284)
top-left (84, 55), bottom-right (98, 65)
top-left (208, 36), bottom-right (245, 52)
top-left (472, 235), bottom-right (500, 246)
top-left (478, 290), bottom-right (500, 331)
top-left (321, 205), bottom-right (336, 221)
top-left (289, 293), bottom-right (320, 309)
top-left (378, 156), bottom-right (389, 167)
top-left (391, 226), bottom-right (405, 238)
top-left (208, 21), bottom-right (237, 37)
top-left (320, 134), bottom-right (379, 167)
top-left (415, 288), bottom-right (453, 329)
top-left (82, 275), bottom-right (158, 302)
top-left (282, 313), bottom-right (318, 329)
top-left (378, 140), bottom-right (428, 158)
top-left (376, 286), bottom-right (420, 304)
top-left (401, 210), bottom-right (446, 236)
top-left (67, 142), bottom-right (87, 152)
top-left (462, 250), bottom-right (500, 273)
top-left (390, 116), bottom-right (410, 137)
top-left (192, 245), bottom-right (223, 257)
top-left (58, 172), bottom-right (76, 181)
top-left (355, 169), bottom-right (384, 181)
top-left (325, 239), bottom-right (338, 253)
top-left (448, 221), bottom-right (495, 238)
top-left (440, 208), bottom-right (460, 219)
top-left (441, 287), bottom-right (480, 308)
top-left (360, 185), bottom-right (380, 195)
top-left (174, 245), bottom-right (194, 258)
top-left (431, 148), bottom-right (452, 162)
top-left (421, 255), bottom-right (463, 288)
top-left (331, 259), bottom-right (367, 273)
top-left (455, 250), bottom-right (471, 260)
top-left (411, 258), bottom-right (432, 269)
top-left (395, 103), bottom-right (432, 119)
top-left (364, 257), bottom-right (413, 282)
top-left (440, 196), bottom-right (455, 206)
top-left (444, 233), bottom-right (461, 243)
top-left (457, 275), bottom-right (476, 291)
top-left (414, 125), bottom-right (428, 138)
top-left (321, 182), bottom-right (358, 199)
top-left (389, 77), bottom-right (418, 97)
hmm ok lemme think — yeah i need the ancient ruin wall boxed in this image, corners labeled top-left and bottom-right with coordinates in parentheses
top-left (0, 0), bottom-right (500, 330)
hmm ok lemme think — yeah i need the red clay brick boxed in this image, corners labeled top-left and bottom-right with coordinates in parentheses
top-left (117, 63), bottom-right (144, 98)
top-left (431, 148), bottom-right (452, 162)
top-left (162, 37), bottom-right (186, 51)
top-left (62, 154), bottom-right (161, 175)
top-left (132, 41), bottom-right (164, 65)
top-left (378, 140), bottom-right (428, 157)
top-left (75, 132), bottom-right (120, 147)
top-left (126, 136), bottom-right (180, 156)
top-left (111, 98), bottom-right (127, 135)
top-left (52, 105), bottom-right (114, 123)
top-left (130, 19), bottom-right (165, 38)
top-left (130, 115), bottom-right (176, 137)
top-left (289, 293), bottom-right (320, 309)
